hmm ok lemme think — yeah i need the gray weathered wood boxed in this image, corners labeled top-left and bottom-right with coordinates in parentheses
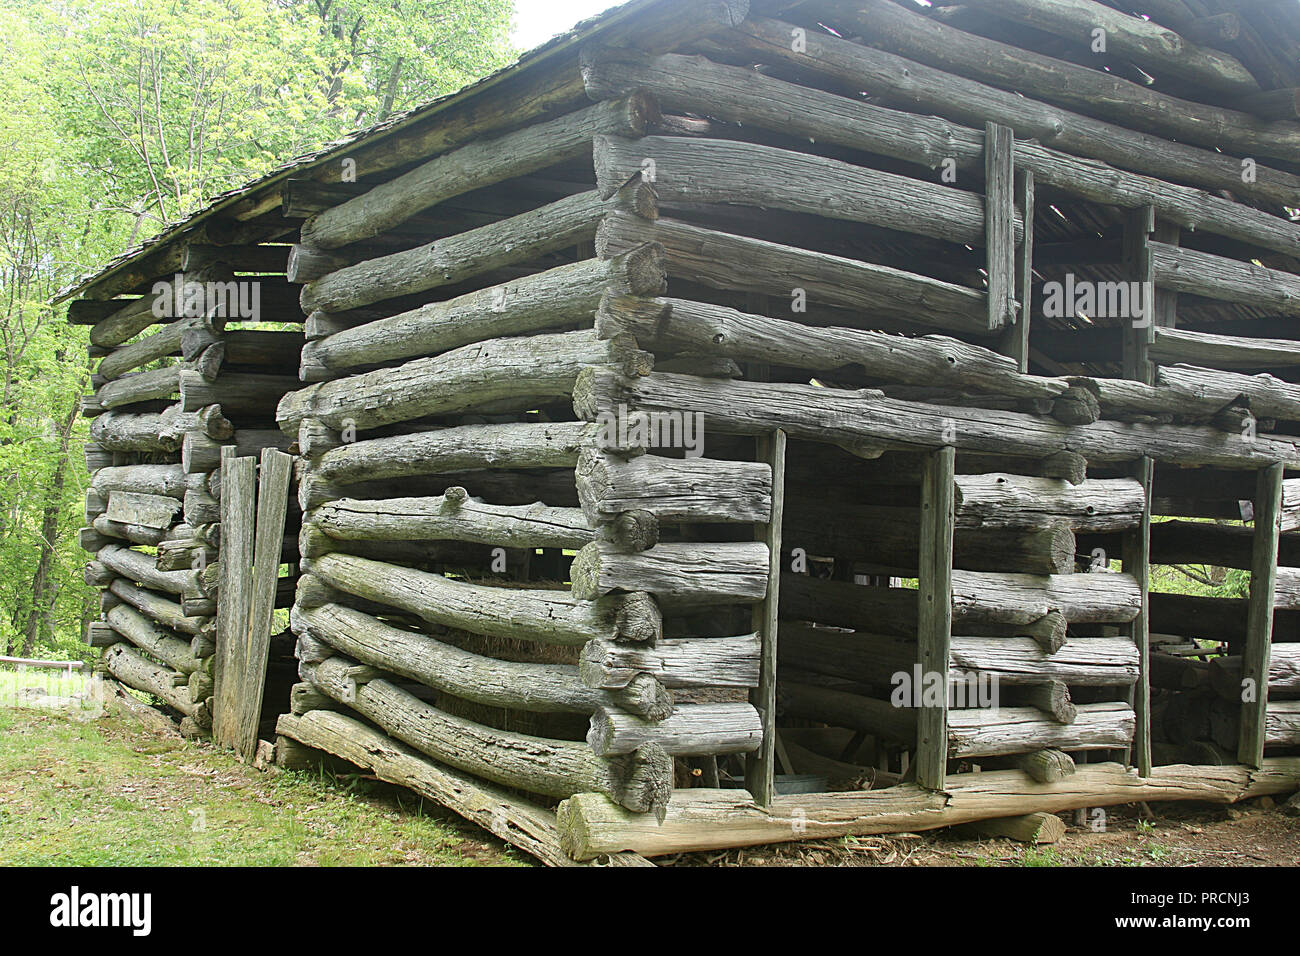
top-left (302, 97), bottom-right (653, 249)
top-left (311, 551), bottom-right (660, 646)
top-left (311, 491), bottom-right (595, 550)
top-left (596, 213), bottom-right (990, 337)
top-left (581, 46), bottom-right (1300, 255)
top-left (1240, 462), bottom-right (1284, 767)
top-left (576, 447), bottom-right (771, 525)
top-left (300, 189), bottom-right (617, 314)
top-left (574, 368), bottom-right (1300, 469)
top-left (304, 657), bottom-right (671, 814)
top-left (587, 702), bottom-right (762, 756)
top-left (570, 540), bottom-right (769, 605)
top-left (299, 248), bottom-right (665, 379)
top-left (212, 448), bottom-right (256, 753)
top-left (296, 602), bottom-right (670, 719)
top-left (279, 329), bottom-right (650, 433)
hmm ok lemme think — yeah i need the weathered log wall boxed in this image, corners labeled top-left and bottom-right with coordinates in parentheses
top-left (68, 0), bottom-right (1300, 864)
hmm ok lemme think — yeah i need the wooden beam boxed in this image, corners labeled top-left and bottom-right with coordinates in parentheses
top-left (582, 45), bottom-right (1300, 254)
top-left (830, 0), bottom-right (1298, 162)
top-left (917, 445), bottom-right (956, 790)
top-left (985, 123), bottom-right (1017, 332)
top-left (556, 759), bottom-right (1300, 859)
top-left (212, 448), bottom-right (256, 752)
top-left (958, 0), bottom-right (1259, 94)
top-left (1003, 169), bottom-right (1034, 372)
top-left (746, 429), bottom-right (786, 806)
top-left (1240, 462), bottom-right (1284, 767)
top-left (1123, 457), bottom-right (1153, 776)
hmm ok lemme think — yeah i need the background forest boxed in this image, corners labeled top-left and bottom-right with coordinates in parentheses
top-left (0, 0), bottom-right (516, 660)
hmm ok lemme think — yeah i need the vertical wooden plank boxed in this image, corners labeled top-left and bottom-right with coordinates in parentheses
top-left (1239, 462), bottom-right (1284, 768)
top-left (1001, 168), bottom-right (1034, 372)
top-left (212, 446), bottom-right (256, 750)
top-left (230, 448), bottom-right (294, 761)
top-left (984, 122), bottom-right (1016, 332)
top-left (1122, 205), bottom-right (1157, 385)
top-left (1121, 456), bottom-right (1153, 776)
top-left (916, 445), bottom-right (956, 791)
top-left (746, 428), bottom-right (786, 806)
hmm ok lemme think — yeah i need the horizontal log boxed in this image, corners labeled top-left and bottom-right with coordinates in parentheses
top-left (179, 370), bottom-right (301, 415)
top-left (1150, 327), bottom-right (1300, 370)
top-left (556, 758), bottom-right (1300, 859)
top-left (302, 97), bottom-right (654, 249)
top-left (274, 709), bottom-right (647, 868)
top-left (570, 541), bottom-right (769, 605)
top-left (576, 447), bottom-right (771, 525)
top-left (580, 634), bottom-right (760, 689)
top-left (97, 362), bottom-right (188, 409)
top-left (299, 468), bottom-right (580, 512)
top-left (312, 421), bottom-right (589, 485)
top-left (949, 702), bottom-right (1134, 758)
top-left (581, 46), bottom-right (1300, 255)
top-left (310, 490), bottom-right (595, 550)
top-left (97, 545), bottom-right (195, 597)
top-left (596, 295), bottom-right (1064, 403)
top-left (779, 622), bottom-right (1139, 687)
top-left (310, 551), bottom-right (660, 646)
top-left (596, 213), bottom-right (989, 337)
top-left (781, 571), bottom-right (1141, 636)
top-left (304, 658), bottom-right (670, 815)
top-left (1209, 646), bottom-right (1300, 699)
top-left (92, 514), bottom-right (169, 546)
top-left (958, 0), bottom-right (1258, 94)
top-left (105, 604), bottom-right (200, 675)
top-left (595, 134), bottom-right (1020, 246)
top-left (102, 643), bottom-right (194, 716)
top-left (1153, 365), bottom-right (1300, 424)
top-left (954, 474), bottom-right (1144, 532)
top-left (97, 313), bottom-right (222, 382)
top-left (828, 0), bottom-right (1299, 163)
top-left (587, 702), bottom-right (763, 756)
top-left (573, 368), bottom-right (1300, 468)
top-left (92, 465), bottom-right (187, 501)
top-left (89, 409), bottom-right (174, 453)
top-left (279, 328), bottom-right (650, 433)
top-left (783, 502), bottom-right (1076, 574)
top-left (299, 248), bottom-right (666, 379)
top-left (108, 579), bottom-right (211, 637)
top-left (300, 189), bottom-right (616, 314)
top-left (89, 266), bottom-right (228, 349)
top-left (181, 430), bottom-right (292, 474)
top-left (294, 602), bottom-right (670, 719)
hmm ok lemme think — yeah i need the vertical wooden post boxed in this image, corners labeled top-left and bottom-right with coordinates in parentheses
top-left (212, 446), bottom-right (256, 750)
top-left (984, 122), bottom-right (1017, 333)
top-left (1122, 206), bottom-right (1157, 385)
top-left (1239, 462), bottom-right (1284, 768)
top-left (916, 445), bottom-right (956, 791)
top-left (1122, 456), bottom-right (1153, 776)
top-left (746, 428), bottom-right (786, 806)
top-left (1001, 168), bottom-right (1034, 372)
top-left (230, 448), bottom-right (293, 761)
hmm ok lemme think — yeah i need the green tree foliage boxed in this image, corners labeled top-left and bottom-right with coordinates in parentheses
top-left (0, 0), bottom-right (515, 657)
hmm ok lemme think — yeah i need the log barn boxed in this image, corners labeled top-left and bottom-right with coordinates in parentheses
top-left (58, 0), bottom-right (1300, 865)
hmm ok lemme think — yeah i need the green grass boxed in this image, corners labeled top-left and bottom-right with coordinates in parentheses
top-left (0, 667), bottom-right (97, 710)
top-left (0, 707), bottom-right (524, 867)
